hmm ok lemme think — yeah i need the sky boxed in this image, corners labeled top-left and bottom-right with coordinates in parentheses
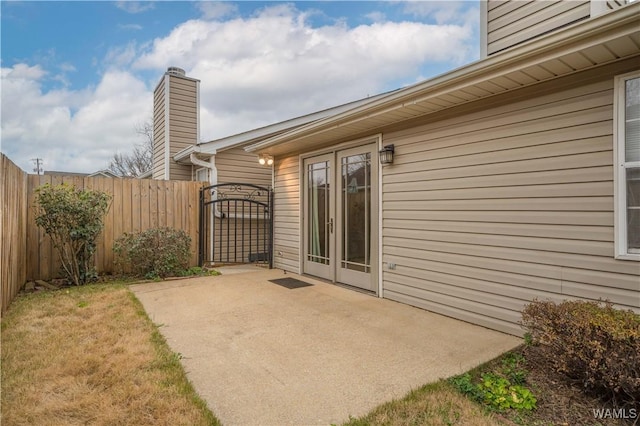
top-left (1, 1), bottom-right (481, 174)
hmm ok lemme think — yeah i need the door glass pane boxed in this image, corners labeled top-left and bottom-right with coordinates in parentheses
top-left (341, 153), bottom-right (371, 272)
top-left (627, 168), bottom-right (640, 252)
top-left (308, 161), bottom-right (330, 264)
top-left (625, 77), bottom-right (640, 162)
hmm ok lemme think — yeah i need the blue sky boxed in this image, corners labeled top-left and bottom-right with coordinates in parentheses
top-left (1, 1), bottom-right (480, 173)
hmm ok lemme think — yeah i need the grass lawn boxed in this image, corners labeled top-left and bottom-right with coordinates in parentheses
top-left (1, 284), bottom-right (220, 426)
top-left (341, 381), bottom-right (506, 426)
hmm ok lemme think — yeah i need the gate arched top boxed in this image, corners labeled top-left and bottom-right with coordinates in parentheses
top-left (201, 183), bottom-right (273, 207)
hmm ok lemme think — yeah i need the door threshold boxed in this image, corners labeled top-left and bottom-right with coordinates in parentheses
top-left (300, 273), bottom-right (377, 297)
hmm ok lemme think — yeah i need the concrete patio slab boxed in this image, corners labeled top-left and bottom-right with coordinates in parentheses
top-left (130, 268), bottom-right (520, 426)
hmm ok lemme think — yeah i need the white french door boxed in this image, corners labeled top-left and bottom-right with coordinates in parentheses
top-left (303, 143), bottom-right (378, 292)
top-left (303, 153), bottom-right (334, 280)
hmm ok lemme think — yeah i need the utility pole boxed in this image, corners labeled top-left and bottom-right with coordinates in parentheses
top-left (31, 158), bottom-right (43, 175)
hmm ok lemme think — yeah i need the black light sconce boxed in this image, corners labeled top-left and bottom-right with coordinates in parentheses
top-left (379, 144), bottom-right (395, 165)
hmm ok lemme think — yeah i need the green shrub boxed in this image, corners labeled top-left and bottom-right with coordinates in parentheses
top-left (521, 299), bottom-right (640, 408)
top-left (34, 183), bottom-right (111, 285)
top-left (113, 227), bottom-right (191, 279)
top-left (449, 362), bottom-right (536, 413)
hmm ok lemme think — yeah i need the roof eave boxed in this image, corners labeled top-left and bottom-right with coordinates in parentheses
top-left (246, 3), bottom-right (640, 154)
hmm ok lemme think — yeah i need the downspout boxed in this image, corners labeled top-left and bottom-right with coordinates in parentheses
top-left (190, 152), bottom-right (269, 220)
top-left (190, 152), bottom-right (223, 219)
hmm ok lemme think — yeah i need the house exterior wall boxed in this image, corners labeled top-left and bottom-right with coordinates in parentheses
top-left (273, 155), bottom-right (300, 273)
top-left (486, 0), bottom-right (589, 55)
top-left (152, 70), bottom-right (197, 180)
top-left (272, 58), bottom-right (640, 336)
top-left (216, 147), bottom-right (272, 186)
top-left (381, 58), bottom-right (639, 335)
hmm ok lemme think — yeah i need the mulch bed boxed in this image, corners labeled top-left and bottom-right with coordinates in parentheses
top-left (493, 345), bottom-right (635, 426)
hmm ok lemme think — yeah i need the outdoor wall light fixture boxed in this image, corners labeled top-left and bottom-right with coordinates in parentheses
top-left (258, 154), bottom-right (274, 166)
top-left (379, 144), bottom-right (395, 165)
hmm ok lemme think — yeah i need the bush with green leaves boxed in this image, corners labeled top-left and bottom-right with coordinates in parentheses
top-left (34, 183), bottom-right (111, 285)
top-left (521, 299), bottom-right (640, 409)
top-left (113, 227), bottom-right (191, 279)
top-left (479, 373), bottom-right (537, 411)
top-left (449, 352), bottom-right (536, 413)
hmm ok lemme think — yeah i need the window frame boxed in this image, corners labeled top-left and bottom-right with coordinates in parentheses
top-left (195, 167), bottom-right (210, 183)
top-left (614, 70), bottom-right (640, 261)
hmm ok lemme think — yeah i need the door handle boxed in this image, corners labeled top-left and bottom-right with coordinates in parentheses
top-left (328, 218), bottom-right (334, 234)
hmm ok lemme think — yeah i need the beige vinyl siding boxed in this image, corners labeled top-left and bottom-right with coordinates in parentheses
top-left (216, 147), bottom-right (272, 186)
top-left (152, 80), bottom-right (166, 180)
top-left (382, 66), bottom-right (640, 336)
top-left (273, 155), bottom-right (300, 273)
top-left (487, 0), bottom-right (589, 55)
top-left (207, 147), bottom-right (273, 264)
top-left (167, 76), bottom-right (196, 181)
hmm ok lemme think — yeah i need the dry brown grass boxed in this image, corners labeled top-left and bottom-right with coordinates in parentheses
top-left (1, 284), bottom-right (219, 426)
top-left (342, 381), bottom-right (507, 426)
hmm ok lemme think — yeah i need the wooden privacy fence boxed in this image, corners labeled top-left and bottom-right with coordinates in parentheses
top-left (1, 155), bottom-right (28, 315)
top-left (26, 175), bottom-right (204, 282)
top-left (1, 152), bottom-right (204, 315)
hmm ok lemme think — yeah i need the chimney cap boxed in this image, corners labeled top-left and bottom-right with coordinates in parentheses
top-left (166, 66), bottom-right (186, 76)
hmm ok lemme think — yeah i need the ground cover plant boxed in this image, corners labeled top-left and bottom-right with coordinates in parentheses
top-left (1, 284), bottom-right (219, 426)
top-left (449, 352), bottom-right (537, 413)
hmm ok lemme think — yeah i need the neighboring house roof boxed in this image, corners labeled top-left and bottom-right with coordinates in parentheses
top-left (138, 169), bottom-right (152, 179)
top-left (246, 3), bottom-right (639, 155)
top-left (43, 171), bottom-right (90, 177)
top-left (88, 170), bottom-right (120, 178)
top-left (173, 89), bottom-right (399, 164)
top-left (43, 169), bottom-right (120, 178)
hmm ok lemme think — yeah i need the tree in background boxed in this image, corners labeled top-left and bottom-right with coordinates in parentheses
top-left (34, 184), bottom-right (111, 285)
top-left (108, 121), bottom-right (153, 177)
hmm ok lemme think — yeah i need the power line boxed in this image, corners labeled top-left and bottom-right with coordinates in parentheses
top-left (31, 158), bottom-right (43, 175)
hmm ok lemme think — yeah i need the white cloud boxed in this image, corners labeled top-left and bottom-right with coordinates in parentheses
top-left (119, 23), bottom-right (143, 31)
top-left (197, 1), bottom-right (238, 20)
top-left (104, 42), bottom-right (139, 68)
top-left (134, 3), bottom-right (475, 141)
top-left (2, 3), bottom-right (478, 173)
top-left (365, 11), bottom-right (387, 23)
top-left (400, 1), bottom-right (467, 24)
top-left (59, 63), bottom-right (77, 72)
top-left (116, 1), bottom-right (155, 14)
top-left (1, 63), bottom-right (151, 173)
